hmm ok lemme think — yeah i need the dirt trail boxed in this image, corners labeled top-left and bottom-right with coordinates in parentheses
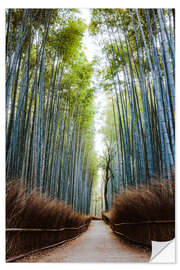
top-left (18, 221), bottom-right (151, 262)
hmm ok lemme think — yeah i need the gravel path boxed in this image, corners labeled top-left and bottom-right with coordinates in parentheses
top-left (18, 221), bottom-right (151, 263)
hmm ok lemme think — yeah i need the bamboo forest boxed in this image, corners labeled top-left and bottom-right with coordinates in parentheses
top-left (6, 8), bottom-right (175, 262)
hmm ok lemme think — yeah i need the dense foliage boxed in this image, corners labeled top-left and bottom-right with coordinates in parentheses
top-left (6, 9), bottom-right (98, 214)
top-left (90, 9), bottom-right (175, 210)
top-left (6, 8), bottom-right (175, 215)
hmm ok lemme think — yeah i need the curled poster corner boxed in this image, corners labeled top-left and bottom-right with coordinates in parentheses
top-left (150, 239), bottom-right (175, 263)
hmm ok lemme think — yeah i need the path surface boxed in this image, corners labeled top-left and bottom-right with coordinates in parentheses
top-left (19, 221), bottom-right (151, 262)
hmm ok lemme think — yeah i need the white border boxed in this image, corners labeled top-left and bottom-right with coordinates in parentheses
top-left (1, 1), bottom-right (179, 269)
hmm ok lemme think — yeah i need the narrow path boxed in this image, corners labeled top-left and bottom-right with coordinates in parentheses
top-left (19, 221), bottom-right (151, 262)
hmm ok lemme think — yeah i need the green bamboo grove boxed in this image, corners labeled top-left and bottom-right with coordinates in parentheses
top-left (90, 9), bottom-right (175, 210)
top-left (6, 9), bottom-right (175, 215)
top-left (6, 9), bottom-right (98, 214)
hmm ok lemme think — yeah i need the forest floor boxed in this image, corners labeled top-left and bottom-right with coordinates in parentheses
top-left (17, 221), bottom-right (151, 263)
